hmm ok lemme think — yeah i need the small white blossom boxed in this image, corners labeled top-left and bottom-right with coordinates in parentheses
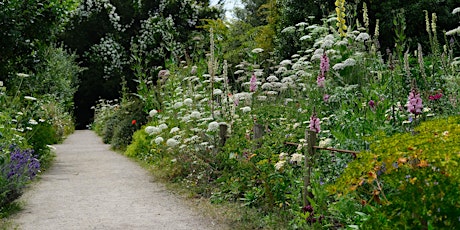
top-left (28, 119), bottom-right (38, 125)
top-left (356, 32), bottom-right (371, 42)
top-left (158, 123), bottom-right (168, 130)
top-left (251, 48), bottom-right (264, 53)
top-left (190, 111), bottom-right (201, 119)
top-left (275, 160), bottom-right (286, 171)
top-left (207, 121), bottom-right (219, 132)
top-left (149, 109), bottom-right (158, 117)
top-left (173, 102), bottom-right (183, 109)
top-left (240, 106), bottom-right (251, 113)
top-left (166, 138), bottom-right (180, 147)
top-left (213, 89), bottom-right (223, 95)
top-left (24, 96), bottom-right (37, 101)
top-left (290, 153), bottom-right (304, 164)
top-left (184, 98), bottom-right (193, 106)
top-left (154, 136), bottom-right (164, 144)
top-left (279, 152), bottom-right (289, 160)
top-left (170, 127), bottom-right (180, 133)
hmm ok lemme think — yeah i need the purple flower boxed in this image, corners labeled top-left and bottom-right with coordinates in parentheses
top-left (323, 94), bottom-right (330, 102)
top-left (250, 73), bottom-right (257, 92)
top-left (317, 74), bottom-right (325, 88)
top-left (368, 100), bottom-right (376, 110)
top-left (320, 53), bottom-right (330, 75)
top-left (309, 113), bottom-right (321, 133)
top-left (406, 89), bottom-right (423, 115)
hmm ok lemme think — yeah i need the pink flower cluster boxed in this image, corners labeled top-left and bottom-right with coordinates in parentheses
top-left (317, 53), bottom-right (329, 88)
top-left (317, 75), bottom-right (325, 88)
top-left (407, 90), bottom-right (423, 115)
top-left (250, 73), bottom-right (257, 92)
top-left (309, 114), bottom-right (321, 133)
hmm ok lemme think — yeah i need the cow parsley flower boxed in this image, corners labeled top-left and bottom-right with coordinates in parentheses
top-left (275, 160), bottom-right (286, 171)
top-left (184, 98), bottom-right (193, 106)
top-left (190, 111), bottom-right (201, 119)
top-left (170, 127), bottom-right (180, 134)
top-left (240, 106), bottom-right (251, 113)
top-left (290, 153), bottom-right (304, 165)
top-left (166, 138), bottom-right (179, 147)
top-left (154, 136), bottom-right (164, 145)
top-left (158, 123), bottom-right (168, 130)
top-left (251, 48), bottom-right (264, 54)
top-left (149, 109), bottom-right (158, 117)
top-left (207, 121), bottom-right (219, 132)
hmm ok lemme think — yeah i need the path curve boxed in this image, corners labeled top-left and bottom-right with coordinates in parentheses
top-left (12, 130), bottom-right (222, 230)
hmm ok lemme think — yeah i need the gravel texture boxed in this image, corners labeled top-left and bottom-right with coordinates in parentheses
top-left (12, 130), bottom-right (221, 230)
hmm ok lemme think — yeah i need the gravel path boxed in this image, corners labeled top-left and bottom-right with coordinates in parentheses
top-left (12, 130), bottom-right (222, 230)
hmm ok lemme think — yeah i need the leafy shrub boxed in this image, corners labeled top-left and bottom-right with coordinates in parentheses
top-left (97, 98), bottom-right (147, 150)
top-left (330, 116), bottom-right (460, 229)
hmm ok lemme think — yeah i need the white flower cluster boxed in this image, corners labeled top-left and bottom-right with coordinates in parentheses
top-left (88, 36), bottom-right (126, 79)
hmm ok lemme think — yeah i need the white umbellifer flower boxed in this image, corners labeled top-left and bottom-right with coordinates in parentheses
top-left (356, 32), bottom-right (371, 42)
top-left (17, 73), bottom-right (29, 78)
top-left (281, 26), bottom-right (295, 33)
top-left (0, 81), bottom-right (3, 87)
top-left (24, 96), bottom-right (37, 101)
top-left (145, 126), bottom-right (155, 134)
top-left (145, 126), bottom-right (161, 135)
top-left (28, 119), bottom-right (38, 125)
top-left (158, 123), bottom-right (168, 130)
top-left (213, 89), bottom-right (223, 95)
top-left (333, 63), bottom-right (346, 71)
top-left (300, 35), bottom-right (312, 41)
top-left (173, 102), bottom-right (183, 109)
top-left (166, 138), bottom-right (179, 147)
top-left (280, 59), bottom-right (292, 66)
top-left (170, 127), bottom-right (180, 134)
top-left (290, 153), bottom-right (304, 164)
top-left (318, 138), bottom-right (333, 148)
top-left (190, 111), bottom-right (201, 119)
top-left (234, 70), bottom-right (245, 75)
top-left (266, 91), bottom-right (278, 95)
top-left (266, 75), bottom-right (279, 82)
top-left (311, 54), bottom-right (321, 61)
top-left (321, 39), bottom-right (334, 48)
top-left (275, 66), bottom-right (287, 74)
top-left (275, 160), bottom-right (286, 171)
top-left (452, 7), bottom-right (460, 14)
top-left (149, 109), bottom-right (158, 117)
top-left (281, 77), bottom-right (293, 83)
top-left (154, 136), bottom-right (164, 145)
top-left (184, 98), bottom-right (193, 106)
top-left (261, 82), bottom-right (272, 90)
top-left (39, 118), bottom-right (45, 122)
top-left (240, 106), bottom-right (251, 113)
top-left (343, 58), bottom-right (356, 67)
top-left (251, 48), bottom-right (264, 54)
top-left (207, 121), bottom-right (219, 132)
top-left (279, 152), bottom-right (289, 160)
top-left (257, 96), bottom-right (267, 101)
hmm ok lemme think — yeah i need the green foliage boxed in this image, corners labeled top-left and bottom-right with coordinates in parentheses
top-left (0, 0), bottom-right (78, 78)
top-left (330, 116), bottom-right (460, 228)
top-left (94, 98), bottom-right (147, 150)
